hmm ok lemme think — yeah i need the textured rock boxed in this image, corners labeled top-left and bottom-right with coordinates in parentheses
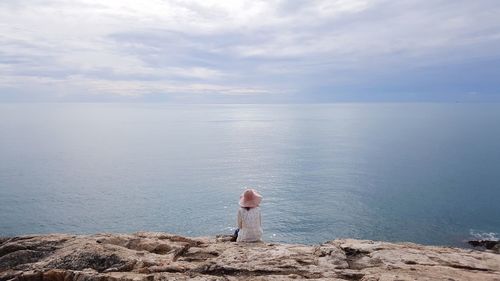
top-left (468, 240), bottom-right (500, 253)
top-left (0, 233), bottom-right (499, 281)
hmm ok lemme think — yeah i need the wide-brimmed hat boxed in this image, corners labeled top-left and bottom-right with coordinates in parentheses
top-left (239, 188), bottom-right (262, 208)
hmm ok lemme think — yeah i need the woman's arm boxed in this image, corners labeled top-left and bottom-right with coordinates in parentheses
top-left (237, 208), bottom-right (242, 229)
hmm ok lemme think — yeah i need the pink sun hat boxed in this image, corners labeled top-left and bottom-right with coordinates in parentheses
top-left (239, 188), bottom-right (262, 208)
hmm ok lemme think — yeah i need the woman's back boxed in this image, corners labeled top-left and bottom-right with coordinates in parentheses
top-left (237, 207), bottom-right (262, 242)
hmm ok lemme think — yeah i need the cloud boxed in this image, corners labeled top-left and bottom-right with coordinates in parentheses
top-left (1, 0), bottom-right (500, 102)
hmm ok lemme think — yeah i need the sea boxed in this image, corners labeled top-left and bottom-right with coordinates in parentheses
top-left (0, 103), bottom-right (499, 246)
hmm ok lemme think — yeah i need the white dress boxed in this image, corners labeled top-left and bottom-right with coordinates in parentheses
top-left (236, 207), bottom-right (263, 242)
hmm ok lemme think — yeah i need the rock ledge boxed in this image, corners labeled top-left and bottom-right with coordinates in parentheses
top-left (1, 232), bottom-right (499, 280)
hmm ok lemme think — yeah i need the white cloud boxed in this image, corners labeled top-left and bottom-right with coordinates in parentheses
top-left (1, 0), bottom-right (500, 101)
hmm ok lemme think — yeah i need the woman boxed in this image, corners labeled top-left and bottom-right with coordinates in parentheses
top-left (236, 188), bottom-right (263, 242)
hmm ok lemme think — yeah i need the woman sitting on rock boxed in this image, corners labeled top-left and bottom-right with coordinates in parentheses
top-left (235, 188), bottom-right (263, 242)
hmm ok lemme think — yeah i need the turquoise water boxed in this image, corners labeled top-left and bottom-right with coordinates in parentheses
top-left (0, 103), bottom-right (499, 246)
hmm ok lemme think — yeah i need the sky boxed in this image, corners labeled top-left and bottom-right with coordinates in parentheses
top-left (1, 0), bottom-right (500, 103)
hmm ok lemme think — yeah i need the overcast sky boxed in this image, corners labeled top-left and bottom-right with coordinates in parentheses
top-left (1, 0), bottom-right (500, 103)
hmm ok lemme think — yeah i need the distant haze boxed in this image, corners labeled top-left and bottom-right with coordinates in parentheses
top-left (1, 0), bottom-right (500, 103)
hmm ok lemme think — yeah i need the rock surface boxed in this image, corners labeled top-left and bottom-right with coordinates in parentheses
top-left (468, 240), bottom-right (500, 252)
top-left (1, 232), bottom-right (499, 281)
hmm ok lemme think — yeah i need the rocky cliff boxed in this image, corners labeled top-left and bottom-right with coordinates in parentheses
top-left (1, 232), bottom-right (499, 281)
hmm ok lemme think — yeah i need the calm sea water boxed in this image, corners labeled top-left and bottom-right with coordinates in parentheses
top-left (1, 103), bottom-right (499, 246)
